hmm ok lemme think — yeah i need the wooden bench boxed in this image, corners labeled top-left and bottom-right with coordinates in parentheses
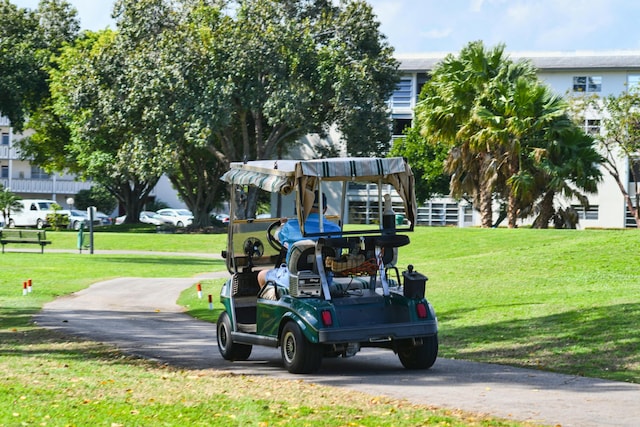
top-left (0, 229), bottom-right (52, 254)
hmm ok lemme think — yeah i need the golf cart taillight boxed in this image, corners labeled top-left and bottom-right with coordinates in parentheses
top-left (321, 310), bottom-right (333, 326)
top-left (416, 302), bottom-right (428, 319)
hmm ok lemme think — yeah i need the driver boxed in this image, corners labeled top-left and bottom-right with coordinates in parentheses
top-left (257, 190), bottom-right (341, 289)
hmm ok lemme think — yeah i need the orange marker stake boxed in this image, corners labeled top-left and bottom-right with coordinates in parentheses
top-left (208, 294), bottom-right (213, 310)
top-left (196, 282), bottom-right (203, 299)
top-left (23, 281), bottom-right (28, 296)
top-left (27, 278), bottom-right (32, 293)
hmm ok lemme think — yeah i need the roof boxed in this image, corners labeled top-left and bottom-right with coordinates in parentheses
top-left (397, 50), bottom-right (640, 72)
top-left (220, 157), bottom-right (409, 194)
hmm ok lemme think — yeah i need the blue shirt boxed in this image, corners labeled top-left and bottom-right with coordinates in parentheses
top-left (278, 213), bottom-right (341, 262)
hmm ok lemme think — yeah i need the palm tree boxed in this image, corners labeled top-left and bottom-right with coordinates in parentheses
top-left (415, 41), bottom-right (512, 227)
top-left (0, 185), bottom-right (23, 226)
top-left (529, 123), bottom-right (603, 228)
top-left (473, 75), bottom-right (569, 227)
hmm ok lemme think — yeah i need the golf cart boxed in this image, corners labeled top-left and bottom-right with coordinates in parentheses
top-left (217, 157), bottom-right (438, 373)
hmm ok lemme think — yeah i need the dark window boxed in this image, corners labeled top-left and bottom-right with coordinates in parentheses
top-left (0, 165), bottom-right (7, 178)
top-left (1, 133), bottom-right (8, 145)
top-left (392, 118), bottom-right (412, 136)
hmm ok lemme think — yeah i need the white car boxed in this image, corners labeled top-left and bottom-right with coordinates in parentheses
top-left (140, 211), bottom-right (172, 226)
top-left (156, 208), bottom-right (193, 227)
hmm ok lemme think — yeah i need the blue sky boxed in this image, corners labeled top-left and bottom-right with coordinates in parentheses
top-left (13, 0), bottom-right (640, 54)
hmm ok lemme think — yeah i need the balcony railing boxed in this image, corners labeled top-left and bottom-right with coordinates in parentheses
top-left (0, 178), bottom-right (93, 195)
top-left (0, 145), bottom-right (20, 159)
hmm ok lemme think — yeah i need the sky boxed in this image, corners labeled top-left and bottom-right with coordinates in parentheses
top-left (12, 0), bottom-right (640, 54)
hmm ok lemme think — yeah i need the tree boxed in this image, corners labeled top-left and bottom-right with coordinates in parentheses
top-left (389, 126), bottom-right (450, 203)
top-left (106, 0), bottom-right (400, 220)
top-left (0, 185), bottom-right (22, 225)
top-left (44, 28), bottom-right (165, 224)
top-left (0, 0), bottom-right (79, 130)
top-left (527, 124), bottom-right (602, 228)
top-left (74, 186), bottom-right (118, 214)
top-left (412, 40), bottom-right (601, 228)
top-left (577, 91), bottom-right (640, 227)
top-left (414, 41), bottom-right (517, 227)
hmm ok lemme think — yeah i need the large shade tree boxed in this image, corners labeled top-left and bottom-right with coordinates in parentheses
top-left (106, 0), bottom-right (400, 220)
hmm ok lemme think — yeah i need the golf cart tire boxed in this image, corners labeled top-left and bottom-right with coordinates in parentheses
top-left (281, 321), bottom-right (323, 374)
top-left (398, 334), bottom-right (438, 370)
top-left (217, 311), bottom-right (252, 361)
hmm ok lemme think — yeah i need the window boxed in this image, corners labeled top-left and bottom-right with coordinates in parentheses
top-left (573, 76), bottom-right (601, 92)
top-left (30, 166), bottom-right (50, 179)
top-left (392, 118), bottom-right (412, 136)
top-left (1, 132), bottom-right (8, 145)
top-left (0, 165), bottom-right (7, 178)
top-left (586, 119), bottom-right (601, 135)
top-left (628, 75), bottom-right (640, 91)
top-left (390, 77), bottom-right (413, 109)
top-left (572, 204), bottom-right (599, 220)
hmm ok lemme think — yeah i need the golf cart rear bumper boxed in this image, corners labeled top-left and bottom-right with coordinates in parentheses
top-left (318, 320), bottom-right (437, 344)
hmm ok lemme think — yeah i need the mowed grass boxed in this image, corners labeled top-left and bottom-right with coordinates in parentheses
top-left (1, 227), bottom-right (639, 425)
top-left (1, 230), bottom-right (520, 426)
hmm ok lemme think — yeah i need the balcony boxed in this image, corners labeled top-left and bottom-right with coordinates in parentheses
top-left (0, 178), bottom-right (93, 195)
top-left (0, 145), bottom-right (20, 159)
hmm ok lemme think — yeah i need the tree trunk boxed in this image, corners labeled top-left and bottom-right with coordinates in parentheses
top-left (532, 191), bottom-right (555, 229)
top-left (479, 182), bottom-right (493, 228)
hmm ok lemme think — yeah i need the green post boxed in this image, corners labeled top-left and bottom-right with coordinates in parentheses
top-left (77, 223), bottom-right (84, 253)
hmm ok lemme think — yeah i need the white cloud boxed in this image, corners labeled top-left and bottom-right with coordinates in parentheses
top-left (421, 28), bottom-right (453, 40)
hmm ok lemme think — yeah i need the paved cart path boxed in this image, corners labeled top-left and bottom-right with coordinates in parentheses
top-left (35, 276), bottom-right (640, 427)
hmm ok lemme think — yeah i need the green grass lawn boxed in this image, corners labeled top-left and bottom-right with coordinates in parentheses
top-left (1, 227), bottom-right (639, 425)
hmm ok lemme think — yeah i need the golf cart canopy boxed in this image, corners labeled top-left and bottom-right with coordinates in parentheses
top-left (220, 157), bottom-right (417, 230)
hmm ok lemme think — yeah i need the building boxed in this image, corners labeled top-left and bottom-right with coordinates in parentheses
top-left (391, 50), bottom-right (640, 228)
top-left (0, 117), bottom-right (93, 208)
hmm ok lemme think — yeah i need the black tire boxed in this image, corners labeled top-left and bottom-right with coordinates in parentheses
top-left (176, 221), bottom-right (184, 228)
top-left (281, 321), bottom-right (323, 374)
top-left (398, 335), bottom-right (438, 370)
top-left (216, 312), bottom-right (252, 361)
top-left (73, 221), bottom-right (81, 230)
top-left (8, 219), bottom-right (15, 228)
top-left (36, 219), bottom-right (44, 229)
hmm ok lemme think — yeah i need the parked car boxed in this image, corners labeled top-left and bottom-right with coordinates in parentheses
top-left (140, 211), bottom-right (172, 226)
top-left (156, 208), bottom-right (193, 227)
top-left (94, 211), bottom-right (113, 226)
top-left (58, 209), bottom-right (101, 230)
top-left (215, 213), bottom-right (230, 224)
top-left (114, 211), bottom-right (172, 226)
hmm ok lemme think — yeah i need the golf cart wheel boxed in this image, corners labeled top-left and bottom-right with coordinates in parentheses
top-left (398, 334), bottom-right (438, 370)
top-left (36, 219), bottom-right (44, 229)
top-left (281, 321), bottom-right (322, 374)
top-left (217, 312), bottom-right (252, 361)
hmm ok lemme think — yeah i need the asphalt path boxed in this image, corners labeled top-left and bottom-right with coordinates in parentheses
top-left (35, 274), bottom-right (640, 427)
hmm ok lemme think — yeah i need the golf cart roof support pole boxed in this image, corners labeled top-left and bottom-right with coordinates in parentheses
top-left (376, 245), bottom-right (390, 296)
top-left (340, 181), bottom-right (348, 227)
top-left (318, 179), bottom-right (324, 233)
top-left (377, 179), bottom-right (383, 230)
top-left (316, 240), bottom-right (332, 301)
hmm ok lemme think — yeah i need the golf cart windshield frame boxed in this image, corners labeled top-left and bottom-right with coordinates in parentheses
top-left (220, 157), bottom-right (417, 237)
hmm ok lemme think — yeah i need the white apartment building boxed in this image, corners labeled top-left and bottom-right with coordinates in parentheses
top-left (392, 50), bottom-right (640, 229)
